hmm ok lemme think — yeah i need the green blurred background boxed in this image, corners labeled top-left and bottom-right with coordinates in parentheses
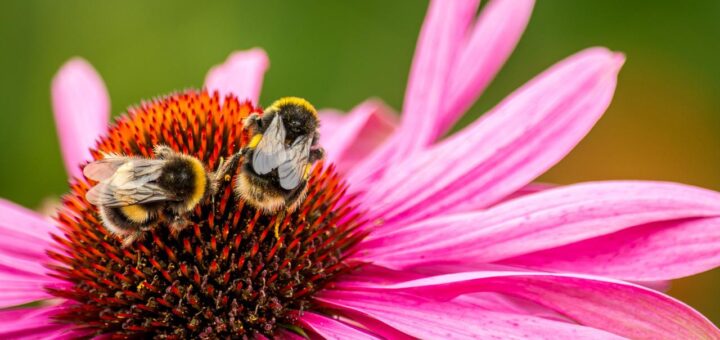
top-left (1, 0), bottom-right (719, 323)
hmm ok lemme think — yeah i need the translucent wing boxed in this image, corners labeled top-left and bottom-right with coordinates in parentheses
top-left (85, 159), bottom-right (176, 207)
top-left (83, 155), bottom-right (131, 181)
top-left (252, 113), bottom-right (287, 175)
top-left (278, 135), bottom-right (312, 190)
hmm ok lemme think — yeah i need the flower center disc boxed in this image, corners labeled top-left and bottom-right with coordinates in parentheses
top-left (47, 90), bottom-right (366, 338)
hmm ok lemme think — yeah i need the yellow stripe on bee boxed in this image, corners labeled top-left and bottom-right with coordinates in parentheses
top-left (303, 164), bottom-right (312, 180)
top-left (269, 97), bottom-right (317, 118)
top-left (186, 156), bottom-right (207, 211)
top-left (248, 134), bottom-right (262, 148)
top-left (121, 205), bottom-right (149, 222)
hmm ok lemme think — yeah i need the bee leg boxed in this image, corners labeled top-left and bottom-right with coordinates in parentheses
top-left (273, 211), bottom-right (286, 240)
top-left (243, 113), bottom-right (262, 131)
top-left (169, 215), bottom-right (190, 236)
top-left (153, 144), bottom-right (175, 159)
top-left (213, 153), bottom-right (241, 182)
top-left (121, 230), bottom-right (143, 248)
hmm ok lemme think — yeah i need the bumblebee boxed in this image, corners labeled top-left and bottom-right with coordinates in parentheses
top-left (84, 145), bottom-right (213, 246)
top-left (219, 97), bottom-right (324, 214)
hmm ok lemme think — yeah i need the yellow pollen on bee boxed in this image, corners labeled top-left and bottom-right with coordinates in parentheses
top-left (121, 205), bottom-right (149, 222)
top-left (303, 164), bottom-right (312, 180)
top-left (269, 97), bottom-right (318, 118)
top-left (248, 134), bottom-right (262, 149)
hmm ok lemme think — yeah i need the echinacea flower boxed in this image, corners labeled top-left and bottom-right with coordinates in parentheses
top-left (3, 0), bottom-right (720, 338)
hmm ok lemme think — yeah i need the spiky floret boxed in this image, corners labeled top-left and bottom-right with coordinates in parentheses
top-left (46, 90), bottom-right (367, 338)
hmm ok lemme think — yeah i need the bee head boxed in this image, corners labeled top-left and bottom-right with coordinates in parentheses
top-left (269, 97), bottom-right (319, 139)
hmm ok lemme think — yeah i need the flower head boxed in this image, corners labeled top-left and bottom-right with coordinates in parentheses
top-left (3, 0), bottom-right (720, 339)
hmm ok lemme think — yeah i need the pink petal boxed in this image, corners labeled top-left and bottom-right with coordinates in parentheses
top-left (498, 182), bottom-right (555, 203)
top-left (391, 0), bottom-right (480, 156)
top-left (0, 199), bottom-right (63, 307)
top-left (338, 264), bottom-right (567, 320)
top-left (317, 109), bottom-right (346, 143)
top-left (319, 100), bottom-right (398, 174)
top-left (0, 199), bottom-right (54, 244)
top-left (361, 272), bottom-right (719, 339)
top-left (317, 289), bottom-right (623, 339)
top-left (344, 0), bottom-right (479, 187)
top-left (204, 48), bottom-right (269, 105)
top-left (438, 0), bottom-right (535, 136)
top-left (273, 329), bottom-right (307, 340)
top-left (0, 305), bottom-right (79, 339)
top-left (359, 181), bottom-right (720, 270)
top-left (362, 48), bottom-right (624, 224)
top-left (52, 58), bottom-right (110, 179)
top-left (299, 312), bottom-right (383, 339)
top-left (502, 216), bottom-right (720, 281)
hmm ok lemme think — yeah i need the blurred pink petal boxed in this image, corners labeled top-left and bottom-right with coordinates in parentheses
top-left (364, 271), bottom-right (720, 339)
top-left (359, 181), bottom-right (720, 270)
top-left (276, 330), bottom-right (306, 340)
top-left (0, 199), bottom-right (62, 307)
top-left (363, 48), bottom-right (624, 224)
top-left (51, 58), bottom-right (110, 179)
top-left (0, 305), bottom-right (78, 339)
top-left (439, 0), bottom-right (535, 136)
top-left (204, 48), bottom-right (269, 104)
top-left (318, 289), bottom-right (622, 339)
top-left (317, 109), bottom-right (346, 142)
top-left (319, 100), bottom-right (398, 174)
top-left (503, 216), bottom-right (720, 281)
top-left (299, 312), bottom-right (382, 340)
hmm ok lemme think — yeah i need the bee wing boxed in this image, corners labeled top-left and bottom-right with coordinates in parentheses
top-left (278, 135), bottom-right (312, 190)
top-left (86, 182), bottom-right (175, 207)
top-left (83, 155), bottom-right (132, 181)
top-left (85, 159), bottom-right (177, 207)
top-left (252, 113), bottom-right (287, 175)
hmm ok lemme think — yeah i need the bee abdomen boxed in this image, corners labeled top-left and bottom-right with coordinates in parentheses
top-left (100, 205), bottom-right (156, 235)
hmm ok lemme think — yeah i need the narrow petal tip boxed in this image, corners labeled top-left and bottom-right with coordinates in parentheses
top-left (611, 51), bottom-right (626, 70)
top-left (585, 47), bottom-right (625, 74)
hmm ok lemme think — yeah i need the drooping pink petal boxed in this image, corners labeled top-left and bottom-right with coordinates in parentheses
top-left (0, 199), bottom-right (64, 307)
top-left (319, 100), bottom-right (398, 174)
top-left (0, 199), bottom-right (54, 245)
top-left (362, 48), bottom-right (624, 224)
top-left (359, 272), bottom-right (720, 339)
top-left (502, 216), bottom-right (720, 281)
top-left (299, 312), bottom-right (383, 339)
top-left (52, 58), bottom-right (110, 179)
top-left (438, 0), bottom-right (535, 137)
top-left (204, 48), bottom-right (269, 105)
top-left (0, 305), bottom-right (80, 339)
top-left (318, 289), bottom-right (623, 339)
top-left (0, 279), bottom-right (55, 307)
top-left (276, 330), bottom-right (306, 340)
top-left (358, 181), bottom-right (720, 270)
